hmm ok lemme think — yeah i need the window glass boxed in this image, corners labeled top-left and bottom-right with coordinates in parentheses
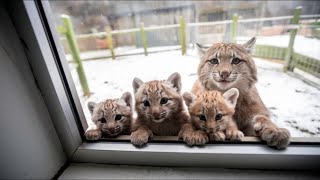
top-left (48, 0), bottom-right (320, 139)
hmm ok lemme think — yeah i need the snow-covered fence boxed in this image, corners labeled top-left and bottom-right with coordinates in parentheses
top-left (59, 8), bottom-right (320, 95)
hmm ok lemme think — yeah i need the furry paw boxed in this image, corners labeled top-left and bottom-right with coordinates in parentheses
top-left (259, 127), bottom-right (290, 149)
top-left (181, 130), bottom-right (209, 146)
top-left (130, 130), bottom-right (150, 147)
top-left (209, 131), bottom-right (226, 141)
top-left (226, 129), bottom-right (244, 141)
top-left (85, 129), bottom-right (102, 140)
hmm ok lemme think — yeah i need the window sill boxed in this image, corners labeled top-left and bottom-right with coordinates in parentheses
top-left (72, 136), bottom-right (320, 170)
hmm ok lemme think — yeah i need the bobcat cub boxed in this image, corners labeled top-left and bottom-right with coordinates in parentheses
top-left (131, 72), bottom-right (207, 147)
top-left (183, 88), bottom-right (243, 142)
top-left (84, 92), bottom-right (133, 140)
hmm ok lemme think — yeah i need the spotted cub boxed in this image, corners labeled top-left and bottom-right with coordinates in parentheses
top-left (183, 88), bottom-right (244, 142)
top-left (84, 92), bottom-right (133, 140)
top-left (131, 72), bottom-right (207, 147)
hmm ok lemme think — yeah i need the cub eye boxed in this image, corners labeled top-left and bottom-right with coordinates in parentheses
top-left (143, 100), bottom-right (150, 107)
top-left (99, 118), bottom-right (106, 123)
top-left (215, 114), bottom-right (223, 120)
top-left (231, 58), bottom-right (242, 65)
top-left (115, 114), bottom-right (122, 121)
top-left (209, 58), bottom-right (219, 65)
top-left (160, 97), bottom-right (168, 104)
top-left (198, 115), bottom-right (206, 121)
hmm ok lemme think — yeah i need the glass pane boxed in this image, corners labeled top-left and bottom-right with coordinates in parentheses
top-left (48, 0), bottom-right (320, 140)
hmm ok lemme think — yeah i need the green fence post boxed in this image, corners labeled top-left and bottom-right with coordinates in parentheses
top-left (140, 22), bottom-right (148, 56)
top-left (61, 15), bottom-right (90, 96)
top-left (284, 6), bottom-right (302, 72)
top-left (179, 16), bottom-right (186, 55)
top-left (106, 26), bottom-right (115, 60)
top-left (231, 14), bottom-right (238, 43)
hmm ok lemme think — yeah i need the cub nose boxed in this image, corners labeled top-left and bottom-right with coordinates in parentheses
top-left (219, 70), bottom-right (230, 79)
top-left (153, 112), bottom-right (161, 119)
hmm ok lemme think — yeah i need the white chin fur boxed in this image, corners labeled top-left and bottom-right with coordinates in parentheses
top-left (216, 81), bottom-right (233, 90)
top-left (152, 118), bottom-right (165, 123)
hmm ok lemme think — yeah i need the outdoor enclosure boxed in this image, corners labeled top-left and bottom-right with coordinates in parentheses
top-left (49, 1), bottom-right (320, 138)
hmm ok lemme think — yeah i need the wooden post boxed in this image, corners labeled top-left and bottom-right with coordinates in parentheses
top-left (179, 16), bottom-right (186, 55)
top-left (231, 14), bottom-right (238, 43)
top-left (61, 15), bottom-right (90, 96)
top-left (106, 26), bottom-right (115, 60)
top-left (140, 22), bottom-right (148, 56)
top-left (284, 6), bottom-right (302, 72)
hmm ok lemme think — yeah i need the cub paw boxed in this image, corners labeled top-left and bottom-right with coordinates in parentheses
top-left (226, 129), bottom-right (244, 141)
top-left (181, 130), bottom-right (209, 146)
top-left (130, 130), bottom-right (150, 147)
top-left (85, 129), bottom-right (102, 140)
top-left (259, 127), bottom-right (290, 149)
top-left (209, 131), bottom-right (226, 141)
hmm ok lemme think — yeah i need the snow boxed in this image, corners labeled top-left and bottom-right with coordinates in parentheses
top-left (238, 35), bottom-right (320, 60)
top-left (69, 49), bottom-right (320, 137)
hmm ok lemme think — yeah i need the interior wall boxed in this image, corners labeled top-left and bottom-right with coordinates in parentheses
top-left (0, 1), bottom-right (66, 179)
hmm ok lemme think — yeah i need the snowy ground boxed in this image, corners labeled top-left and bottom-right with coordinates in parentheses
top-left (69, 49), bottom-right (320, 138)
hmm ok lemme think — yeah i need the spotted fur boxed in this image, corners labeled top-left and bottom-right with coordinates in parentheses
top-left (192, 37), bottom-right (290, 149)
top-left (84, 92), bottom-right (133, 140)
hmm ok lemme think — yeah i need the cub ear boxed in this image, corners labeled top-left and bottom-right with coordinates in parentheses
top-left (167, 72), bottom-right (182, 93)
top-left (87, 101), bottom-right (97, 115)
top-left (242, 37), bottom-right (256, 54)
top-left (183, 92), bottom-right (196, 107)
top-left (196, 42), bottom-right (209, 57)
top-left (132, 77), bottom-right (144, 93)
top-left (223, 88), bottom-right (239, 108)
top-left (121, 92), bottom-right (132, 108)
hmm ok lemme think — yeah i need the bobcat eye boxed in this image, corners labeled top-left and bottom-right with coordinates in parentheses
top-left (99, 118), bottom-right (106, 123)
top-left (115, 114), bottom-right (122, 121)
top-left (209, 58), bottom-right (219, 65)
top-left (143, 100), bottom-right (150, 107)
top-left (231, 58), bottom-right (242, 65)
top-left (215, 114), bottom-right (223, 120)
top-left (160, 97), bottom-right (168, 104)
top-left (198, 115), bottom-right (206, 121)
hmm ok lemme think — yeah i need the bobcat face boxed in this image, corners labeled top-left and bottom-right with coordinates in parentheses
top-left (88, 92), bottom-right (132, 137)
top-left (183, 88), bottom-right (239, 133)
top-left (196, 37), bottom-right (257, 91)
top-left (133, 72), bottom-right (183, 123)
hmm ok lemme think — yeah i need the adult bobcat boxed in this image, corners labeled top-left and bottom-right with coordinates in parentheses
top-left (192, 37), bottom-right (290, 149)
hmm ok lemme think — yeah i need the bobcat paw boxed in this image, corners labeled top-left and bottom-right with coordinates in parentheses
top-left (209, 131), bottom-right (226, 141)
top-left (85, 129), bottom-right (102, 140)
top-left (181, 130), bottom-right (209, 146)
top-left (130, 130), bottom-right (150, 147)
top-left (259, 127), bottom-right (290, 149)
top-left (226, 129), bottom-right (244, 141)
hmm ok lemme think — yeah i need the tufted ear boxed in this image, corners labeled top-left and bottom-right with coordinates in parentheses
top-left (167, 72), bottom-right (182, 93)
top-left (120, 92), bottom-right (132, 108)
top-left (223, 88), bottom-right (239, 108)
top-left (132, 77), bottom-right (144, 93)
top-left (196, 42), bottom-right (209, 57)
top-left (87, 101), bottom-right (97, 115)
top-left (183, 92), bottom-right (196, 107)
top-left (242, 37), bottom-right (256, 54)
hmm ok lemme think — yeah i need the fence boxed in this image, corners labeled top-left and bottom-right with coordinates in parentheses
top-left (58, 7), bottom-right (320, 96)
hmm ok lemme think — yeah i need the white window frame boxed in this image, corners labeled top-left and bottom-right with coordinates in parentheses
top-left (11, 0), bottom-right (320, 169)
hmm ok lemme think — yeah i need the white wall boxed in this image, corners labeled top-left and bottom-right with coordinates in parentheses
top-left (0, 2), bottom-right (66, 179)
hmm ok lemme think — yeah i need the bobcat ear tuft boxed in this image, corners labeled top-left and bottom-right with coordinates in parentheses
top-left (223, 88), bottom-right (239, 108)
top-left (242, 37), bottom-right (256, 54)
top-left (167, 72), bottom-right (182, 93)
top-left (196, 42), bottom-right (208, 57)
top-left (121, 92), bottom-right (132, 108)
top-left (88, 101), bottom-right (97, 115)
top-left (132, 77), bottom-right (144, 93)
top-left (183, 92), bottom-right (196, 107)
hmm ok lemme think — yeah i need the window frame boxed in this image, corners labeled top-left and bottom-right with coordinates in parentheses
top-left (12, 0), bottom-right (320, 170)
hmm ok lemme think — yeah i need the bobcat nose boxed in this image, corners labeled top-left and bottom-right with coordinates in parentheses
top-left (219, 70), bottom-right (230, 79)
top-left (153, 112), bottom-right (161, 119)
top-left (108, 128), bottom-right (115, 134)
